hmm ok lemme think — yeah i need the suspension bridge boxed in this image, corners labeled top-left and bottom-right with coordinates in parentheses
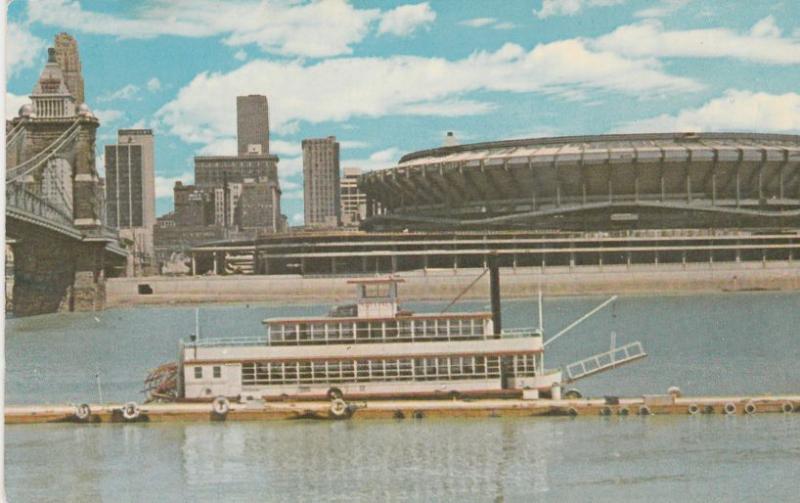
top-left (6, 109), bottom-right (128, 317)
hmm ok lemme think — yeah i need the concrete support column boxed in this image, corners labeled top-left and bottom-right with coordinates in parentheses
top-left (213, 252), bottom-right (219, 275)
top-left (191, 253), bottom-right (196, 276)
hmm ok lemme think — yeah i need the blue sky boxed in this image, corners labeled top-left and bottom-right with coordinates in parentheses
top-left (6, 0), bottom-right (800, 222)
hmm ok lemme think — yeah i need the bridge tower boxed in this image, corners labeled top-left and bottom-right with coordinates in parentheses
top-left (6, 45), bottom-right (123, 316)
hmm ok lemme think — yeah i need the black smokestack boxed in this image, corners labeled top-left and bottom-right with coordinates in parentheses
top-left (488, 253), bottom-right (501, 337)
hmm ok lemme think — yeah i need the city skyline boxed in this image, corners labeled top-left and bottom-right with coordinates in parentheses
top-left (7, 0), bottom-right (800, 225)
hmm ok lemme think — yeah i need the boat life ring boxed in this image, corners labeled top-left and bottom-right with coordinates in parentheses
top-left (744, 402), bottom-right (756, 415)
top-left (122, 402), bottom-right (140, 421)
top-left (567, 407), bottom-right (579, 417)
top-left (638, 405), bottom-right (651, 416)
top-left (724, 402), bottom-right (736, 415)
top-left (599, 406), bottom-right (612, 416)
top-left (75, 403), bottom-right (91, 420)
top-left (667, 386), bottom-right (682, 398)
top-left (618, 407), bottom-right (629, 416)
top-left (212, 396), bottom-right (230, 416)
top-left (687, 404), bottom-right (700, 415)
top-left (412, 410), bottom-right (425, 419)
top-left (326, 388), bottom-right (344, 400)
top-left (564, 389), bottom-right (582, 400)
top-left (330, 398), bottom-right (349, 418)
top-left (782, 402), bottom-right (795, 414)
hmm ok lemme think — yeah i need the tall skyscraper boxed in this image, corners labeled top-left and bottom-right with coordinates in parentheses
top-left (303, 136), bottom-right (340, 228)
top-left (340, 166), bottom-right (367, 227)
top-left (237, 95), bottom-right (269, 155)
top-left (105, 129), bottom-right (156, 272)
top-left (53, 32), bottom-right (84, 104)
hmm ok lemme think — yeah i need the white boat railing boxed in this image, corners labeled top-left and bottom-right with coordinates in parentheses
top-left (183, 336), bottom-right (269, 348)
top-left (182, 326), bottom-right (542, 348)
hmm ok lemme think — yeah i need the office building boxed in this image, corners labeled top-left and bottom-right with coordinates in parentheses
top-left (237, 95), bottom-right (269, 155)
top-left (105, 129), bottom-right (156, 272)
top-left (303, 136), bottom-right (340, 228)
top-left (53, 32), bottom-right (84, 104)
top-left (340, 167), bottom-right (367, 227)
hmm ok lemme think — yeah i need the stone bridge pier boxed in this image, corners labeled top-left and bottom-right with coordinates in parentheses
top-left (7, 221), bottom-right (118, 317)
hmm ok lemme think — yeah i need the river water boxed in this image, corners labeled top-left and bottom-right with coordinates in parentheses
top-left (5, 293), bottom-right (800, 501)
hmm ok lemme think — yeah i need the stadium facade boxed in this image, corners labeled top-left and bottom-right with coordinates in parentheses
top-left (358, 133), bottom-right (800, 231)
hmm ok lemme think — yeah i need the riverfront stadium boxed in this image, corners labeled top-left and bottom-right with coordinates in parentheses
top-left (183, 132), bottom-right (800, 278)
top-left (358, 132), bottom-right (800, 231)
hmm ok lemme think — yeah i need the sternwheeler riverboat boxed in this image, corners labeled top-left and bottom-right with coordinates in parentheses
top-left (145, 262), bottom-right (647, 406)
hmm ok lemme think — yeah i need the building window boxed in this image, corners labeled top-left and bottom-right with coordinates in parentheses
top-left (213, 366), bottom-right (222, 378)
top-left (194, 367), bottom-right (203, 379)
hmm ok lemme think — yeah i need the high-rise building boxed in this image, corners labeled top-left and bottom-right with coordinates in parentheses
top-left (237, 95), bottom-right (269, 155)
top-left (53, 32), bottom-right (84, 104)
top-left (340, 167), bottom-right (367, 227)
top-left (105, 129), bottom-right (156, 272)
top-left (303, 136), bottom-right (341, 228)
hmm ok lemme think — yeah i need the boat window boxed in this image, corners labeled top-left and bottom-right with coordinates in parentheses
top-left (369, 322), bottom-right (383, 339)
top-left (194, 367), bottom-right (203, 379)
top-left (362, 284), bottom-right (391, 299)
top-left (356, 322), bottom-right (369, 340)
top-left (398, 320), bottom-right (413, 339)
top-left (340, 322), bottom-right (354, 341)
top-left (213, 366), bottom-right (221, 378)
top-left (385, 321), bottom-right (398, 339)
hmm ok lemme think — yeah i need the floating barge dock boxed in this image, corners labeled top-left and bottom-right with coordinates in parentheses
top-left (6, 395), bottom-right (799, 425)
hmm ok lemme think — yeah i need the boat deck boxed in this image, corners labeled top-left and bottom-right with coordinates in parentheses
top-left (6, 395), bottom-right (799, 424)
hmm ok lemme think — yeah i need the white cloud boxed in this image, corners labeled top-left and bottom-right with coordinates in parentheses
top-left (634, 0), bottom-right (691, 18)
top-left (593, 17), bottom-right (800, 64)
top-left (155, 40), bottom-right (699, 146)
top-left (282, 190), bottom-right (304, 200)
top-left (98, 84), bottom-right (140, 102)
top-left (460, 17), bottom-right (496, 28)
top-left (198, 137), bottom-right (237, 155)
top-left (269, 140), bottom-right (300, 156)
top-left (96, 151), bottom-right (105, 177)
top-left (28, 0), bottom-right (381, 58)
top-left (340, 140), bottom-right (369, 149)
top-left (94, 109), bottom-right (125, 124)
top-left (460, 17), bottom-right (515, 30)
top-left (534, 0), bottom-right (626, 19)
top-left (233, 49), bottom-right (247, 61)
top-left (279, 156), bottom-right (303, 176)
top-left (5, 92), bottom-right (31, 120)
top-left (146, 77), bottom-right (162, 92)
top-left (378, 2), bottom-right (436, 37)
top-left (5, 23), bottom-right (46, 76)
top-left (281, 180), bottom-right (301, 191)
top-left (155, 172), bottom-right (194, 198)
top-left (342, 147), bottom-right (403, 172)
top-left (290, 213), bottom-right (304, 224)
top-left (615, 90), bottom-right (800, 133)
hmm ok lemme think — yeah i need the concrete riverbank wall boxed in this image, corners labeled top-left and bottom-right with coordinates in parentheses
top-left (106, 261), bottom-right (800, 307)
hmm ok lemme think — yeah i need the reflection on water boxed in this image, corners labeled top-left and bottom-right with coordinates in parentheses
top-left (6, 416), bottom-right (800, 502)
